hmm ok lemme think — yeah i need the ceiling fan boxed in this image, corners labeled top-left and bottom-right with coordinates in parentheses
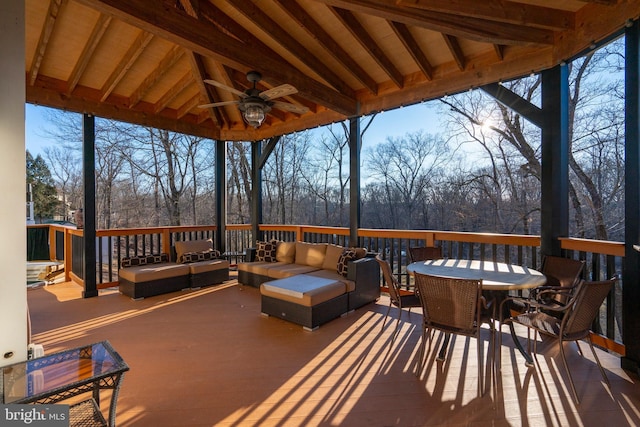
top-left (199, 71), bottom-right (309, 128)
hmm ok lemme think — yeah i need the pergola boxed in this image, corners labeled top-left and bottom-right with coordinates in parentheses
top-left (2, 0), bottom-right (639, 375)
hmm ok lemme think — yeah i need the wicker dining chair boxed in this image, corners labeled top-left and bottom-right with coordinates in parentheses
top-left (414, 272), bottom-right (495, 396)
top-left (508, 256), bottom-right (585, 318)
top-left (375, 255), bottom-right (422, 332)
top-left (501, 277), bottom-right (616, 404)
top-left (408, 246), bottom-right (443, 263)
top-left (532, 255), bottom-right (586, 307)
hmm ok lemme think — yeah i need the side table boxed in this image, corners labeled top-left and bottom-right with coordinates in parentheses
top-left (1, 340), bottom-right (129, 427)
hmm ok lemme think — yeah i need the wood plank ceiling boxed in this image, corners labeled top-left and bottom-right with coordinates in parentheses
top-left (25, 0), bottom-right (640, 141)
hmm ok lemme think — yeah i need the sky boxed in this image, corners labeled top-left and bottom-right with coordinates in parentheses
top-left (25, 102), bottom-right (442, 157)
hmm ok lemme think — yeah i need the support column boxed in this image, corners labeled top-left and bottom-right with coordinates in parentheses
top-left (540, 65), bottom-right (570, 257)
top-left (215, 140), bottom-right (226, 253)
top-left (82, 114), bottom-right (98, 298)
top-left (349, 118), bottom-right (361, 246)
top-left (0, 0), bottom-right (27, 365)
top-left (251, 141), bottom-right (263, 244)
top-left (623, 20), bottom-right (640, 375)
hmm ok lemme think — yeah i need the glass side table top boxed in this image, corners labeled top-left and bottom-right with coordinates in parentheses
top-left (1, 340), bottom-right (128, 404)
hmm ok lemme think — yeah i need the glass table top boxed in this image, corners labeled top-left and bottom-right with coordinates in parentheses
top-left (1, 340), bottom-right (128, 404)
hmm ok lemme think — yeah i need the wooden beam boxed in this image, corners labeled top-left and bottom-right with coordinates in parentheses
top-left (129, 45), bottom-right (184, 108)
top-left (67, 14), bottom-right (112, 94)
top-left (356, 44), bottom-right (556, 115)
top-left (176, 92), bottom-right (201, 120)
top-left (481, 83), bottom-right (544, 128)
top-left (228, 1), bottom-right (353, 96)
top-left (197, 2), bottom-right (325, 115)
top-left (100, 30), bottom-right (154, 102)
top-left (76, 0), bottom-right (357, 116)
top-left (313, 0), bottom-right (555, 45)
top-left (273, 0), bottom-right (379, 94)
top-left (188, 52), bottom-right (228, 128)
top-left (395, 0), bottom-right (575, 30)
top-left (442, 34), bottom-right (465, 71)
top-left (28, 76), bottom-right (221, 139)
top-left (331, 7), bottom-right (404, 88)
top-left (29, 0), bottom-right (66, 86)
top-left (389, 21), bottom-right (433, 80)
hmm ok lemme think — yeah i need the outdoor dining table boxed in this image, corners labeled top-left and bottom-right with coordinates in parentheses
top-left (406, 258), bottom-right (547, 365)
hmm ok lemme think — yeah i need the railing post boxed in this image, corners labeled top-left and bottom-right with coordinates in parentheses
top-left (48, 226), bottom-right (56, 261)
top-left (162, 229), bottom-right (171, 259)
top-left (64, 228), bottom-right (72, 283)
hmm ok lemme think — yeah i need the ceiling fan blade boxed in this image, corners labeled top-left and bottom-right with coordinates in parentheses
top-left (198, 100), bottom-right (239, 109)
top-left (272, 101), bottom-right (309, 115)
top-left (203, 79), bottom-right (246, 98)
top-left (261, 84), bottom-right (298, 100)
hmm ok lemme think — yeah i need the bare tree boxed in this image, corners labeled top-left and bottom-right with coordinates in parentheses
top-left (365, 131), bottom-right (451, 230)
top-left (439, 39), bottom-right (625, 240)
top-left (43, 145), bottom-right (82, 221)
top-left (227, 141), bottom-right (252, 223)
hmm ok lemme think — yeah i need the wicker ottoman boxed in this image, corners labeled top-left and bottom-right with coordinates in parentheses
top-left (260, 275), bottom-right (349, 331)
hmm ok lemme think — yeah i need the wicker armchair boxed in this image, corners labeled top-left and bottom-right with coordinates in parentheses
top-left (375, 255), bottom-right (421, 332)
top-left (414, 272), bottom-right (495, 395)
top-left (408, 246), bottom-right (442, 263)
top-left (501, 277), bottom-right (616, 404)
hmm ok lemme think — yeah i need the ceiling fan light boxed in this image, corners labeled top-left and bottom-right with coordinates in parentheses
top-left (243, 104), bottom-right (265, 128)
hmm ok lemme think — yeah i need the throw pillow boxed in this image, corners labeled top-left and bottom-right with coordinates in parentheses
top-left (336, 248), bottom-right (357, 277)
top-left (121, 253), bottom-right (168, 268)
top-left (275, 241), bottom-right (296, 263)
top-left (180, 249), bottom-right (221, 263)
top-left (323, 244), bottom-right (344, 270)
top-left (175, 239), bottom-right (213, 263)
top-left (256, 240), bottom-right (277, 262)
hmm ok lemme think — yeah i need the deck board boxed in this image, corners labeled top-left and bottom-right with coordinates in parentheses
top-left (27, 275), bottom-right (640, 426)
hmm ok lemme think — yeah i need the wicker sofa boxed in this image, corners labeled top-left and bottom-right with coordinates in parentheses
top-left (238, 241), bottom-right (380, 329)
top-left (118, 240), bottom-right (229, 300)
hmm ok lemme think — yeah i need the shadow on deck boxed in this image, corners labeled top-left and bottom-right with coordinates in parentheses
top-left (27, 274), bottom-right (640, 426)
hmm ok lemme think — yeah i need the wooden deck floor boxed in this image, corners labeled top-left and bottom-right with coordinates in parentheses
top-left (27, 275), bottom-right (640, 427)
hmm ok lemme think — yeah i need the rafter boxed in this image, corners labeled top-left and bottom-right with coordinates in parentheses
top-left (29, 0), bottom-right (66, 86)
top-left (100, 31), bottom-right (154, 102)
top-left (389, 21), bottom-right (433, 80)
top-left (312, 0), bottom-right (555, 45)
top-left (395, 0), bottom-right (575, 30)
top-left (331, 7), bottom-right (404, 88)
top-left (27, 76), bottom-right (221, 140)
top-left (273, 0), bottom-right (378, 94)
top-left (75, 0), bottom-right (357, 116)
top-left (442, 34), bottom-right (465, 71)
top-left (188, 53), bottom-right (229, 128)
top-left (67, 14), bottom-right (112, 95)
top-left (153, 71), bottom-right (192, 114)
top-left (176, 92), bottom-right (201, 120)
top-left (129, 45), bottom-right (184, 108)
top-left (228, 1), bottom-right (353, 96)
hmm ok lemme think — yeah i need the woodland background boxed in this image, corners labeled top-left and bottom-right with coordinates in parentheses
top-left (26, 39), bottom-right (625, 244)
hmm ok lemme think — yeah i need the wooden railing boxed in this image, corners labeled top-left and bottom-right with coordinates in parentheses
top-left (27, 223), bottom-right (625, 351)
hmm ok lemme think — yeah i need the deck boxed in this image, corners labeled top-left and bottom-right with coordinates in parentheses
top-left (27, 274), bottom-right (640, 426)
